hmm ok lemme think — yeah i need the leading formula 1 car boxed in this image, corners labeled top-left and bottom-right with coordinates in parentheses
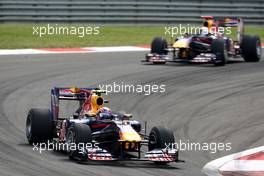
top-left (143, 16), bottom-right (262, 66)
top-left (26, 87), bottom-right (179, 164)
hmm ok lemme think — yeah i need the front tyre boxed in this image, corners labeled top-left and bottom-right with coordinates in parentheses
top-left (148, 126), bottom-right (175, 151)
top-left (212, 39), bottom-right (228, 66)
top-left (151, 37), bottom-right (168, 55)
top-left (67, 123), bottom-right (92, 160)
top-left (148, 126), bottom-right (176, 165)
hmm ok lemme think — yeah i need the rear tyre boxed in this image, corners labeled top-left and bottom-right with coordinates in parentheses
top-left (26, 108), bottom-right (53, 144)
top-left (212, 39), bottom-right (227, 66)
top-left (67, 123), bottom-right (92, 160)
top-left (148, 126), bottom-right (175, 151)
top-left (151, 37), bottom-right (168, 55)
top-left (241, 35), bottom-right (261, 62)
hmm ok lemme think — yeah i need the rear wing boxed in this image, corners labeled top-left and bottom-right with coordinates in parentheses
top-left (51, 87), bottom-right (103, 120)
top-left (53, 87), bottom-right (97, 100)
top-left (201, 16), bottom-right (243, 27)
top-left (201, 16), bottom-right (244, 42)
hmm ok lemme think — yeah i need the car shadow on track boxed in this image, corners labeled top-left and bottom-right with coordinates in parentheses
top-left (74, 160), bottom-right (181, 170)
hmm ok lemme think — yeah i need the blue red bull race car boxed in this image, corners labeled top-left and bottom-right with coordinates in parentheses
top-left (143, 17), bottom-right (262, 66)
top-left (26, 87), bottom-right (179, 164)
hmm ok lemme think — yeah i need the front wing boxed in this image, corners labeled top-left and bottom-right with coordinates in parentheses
top-left (72, 147), bottom-right (179, 163)
top-left (143, 53), bottom-right (218, 64)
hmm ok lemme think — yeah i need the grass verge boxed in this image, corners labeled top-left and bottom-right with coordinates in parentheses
top-left (0, 24), bottom-right (263, 49)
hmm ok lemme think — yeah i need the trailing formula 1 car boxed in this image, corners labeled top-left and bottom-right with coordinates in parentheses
top-left (143, 16), bottom-right (262, 66)
top-left (26, 87), bottom-right (179, 164)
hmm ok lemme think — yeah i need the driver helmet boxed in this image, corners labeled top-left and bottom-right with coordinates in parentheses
top-left (97, 107), bottom-right (113, 120)
top-left (99, 107), bottom-right (112, 114)
top-left (200, 26), bottom-right (209, 35)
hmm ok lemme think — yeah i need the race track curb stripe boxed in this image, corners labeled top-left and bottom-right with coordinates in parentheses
top-left (0, 44), bottom-right (262, 55)
top-left (202, 146), bottom-right (264, 176)
top-left (0, 46), bottom-right (150, 55)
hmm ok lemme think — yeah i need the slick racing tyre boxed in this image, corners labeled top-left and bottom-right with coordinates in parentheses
top-left (241, 35), bottom-right (262, 62)
top-left (148, 126), bottom-right (175, 151)
top-left (212, 39), bottom-right (228, 66)
top-left (26, 108), bottom-right (53, 144)
top-left (151, 37), bottom-right (168, 55)
top-left (67, 123), bottom-right (92, 160)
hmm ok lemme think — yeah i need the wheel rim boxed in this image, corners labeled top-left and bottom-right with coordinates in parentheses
top-left (223, 41), bottom-right (228, 63)
top-left (149, 133), bottom-right (158, 149)
top-left (256, 40), bottom-right (261, 58)
top-left (26, 116), bottom-right (32, 139)
top-left (224, 49), bottom-right (228, 63)
top-left (66, 130), bottom-right (74, 152)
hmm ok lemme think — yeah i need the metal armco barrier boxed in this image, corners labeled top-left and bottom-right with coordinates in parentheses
top-left (0, 0), bottom-right (263, 24)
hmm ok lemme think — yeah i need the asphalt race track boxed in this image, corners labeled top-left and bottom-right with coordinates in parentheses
top-left (0, 52), bottom-right (263, 176)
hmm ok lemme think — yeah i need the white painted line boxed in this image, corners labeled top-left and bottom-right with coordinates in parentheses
top-left (0, 46), bottom-right (262, 56)
top-left (0, 49), bottom-right (49, 55)
top-left (84, 46), bottom-right (149, 52)
top-left (0, 46), bottom-right (150, 55)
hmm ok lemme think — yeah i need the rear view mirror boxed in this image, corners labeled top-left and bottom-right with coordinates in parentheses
top-left (124, 113), bottom-right (132, 118)
top-left (104, 100), bottom-right (109, 103)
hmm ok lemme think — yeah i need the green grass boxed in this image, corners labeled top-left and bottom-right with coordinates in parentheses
top-left (0, 24), bottom-right (263, 49)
